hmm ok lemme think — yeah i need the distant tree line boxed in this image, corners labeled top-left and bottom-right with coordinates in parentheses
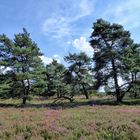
top-left (0, 19), bottom-right (140, 104)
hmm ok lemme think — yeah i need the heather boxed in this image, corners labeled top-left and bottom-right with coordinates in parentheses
top-left (0, 96), bottom-right (140, 140)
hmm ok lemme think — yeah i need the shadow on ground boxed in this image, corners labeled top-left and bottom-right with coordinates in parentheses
top-left (0, 98), bottom-right (140, 109)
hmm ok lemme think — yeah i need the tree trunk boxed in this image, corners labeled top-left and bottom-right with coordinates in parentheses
top-left (22, 96), bottom-right (27, 104)
top-left (21, 80), bottom-right (27, 104)
top-left (134, 92), bottom-right (137, 99)
top-left (111, 59), bottom-right (122, 102)
top-left (116, 92), bottom-right (123, 102)
top-left (27, 79), bottom-right (30, 95)
top-left (134, 72), bottom-right (137, 99)
top-left (82, 84), bottom-right (89, 99)
top-left (21, 79), bottom-right (30, 105)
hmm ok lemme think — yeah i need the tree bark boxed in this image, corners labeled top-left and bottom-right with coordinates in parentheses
top-left (134, 72), bottom-right (137, 99)
top-left (21, 79), bottom-right (30, 105)
top-left (22, 96), bottom-right (27, 104)
top-left (21, 80), bottom-right (27, 104)
top-left (134, 92), bottom-right (137, 99)
top-left (82, 84), bottom-right (89, 99)
top-left (111, 59), bottom-right (122, 102)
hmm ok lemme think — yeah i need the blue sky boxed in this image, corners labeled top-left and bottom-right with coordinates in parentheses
top-left (1, 0), bottom-right (140, 64)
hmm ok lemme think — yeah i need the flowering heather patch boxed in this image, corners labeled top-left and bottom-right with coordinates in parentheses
top-left (0, 98), bottom-right (140, 140)
top-left (115, 108), bottom-right (140, 113)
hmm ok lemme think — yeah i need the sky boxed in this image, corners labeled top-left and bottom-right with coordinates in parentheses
top-left (0, 0), bottom-right (140, 65)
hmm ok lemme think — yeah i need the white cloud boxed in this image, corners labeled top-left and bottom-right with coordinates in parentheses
top-left (40, 55), bottom-right (62, 65)
top-left (53, 54), bottom-right (62, 63)
top-left (40, 56), bottom-right (53, 65)
top-left (72, 36), bottom-right (93, 56)
top-left (102, 0), bottom-right (140, 29)
top-left (66, 41), bottom-right (72, 45)
top-left (71, 0), bottom-right (94, 22)
top-left (41, 0), bottom-right (95, 38)
top-left (42, 17), bottom-right (70, 38)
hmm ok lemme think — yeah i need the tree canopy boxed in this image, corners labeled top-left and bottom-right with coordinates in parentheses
top-left (0, 28), bottom-right (46, 104)
top-left (89, 19), bottom-right (137, 102)
top-left (0, 19), bottom-right (140, 104)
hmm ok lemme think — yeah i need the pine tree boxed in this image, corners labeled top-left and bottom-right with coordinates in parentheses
top-left (0, 28), bottom-right (45, 104)
top-left (90, 19), bottom-right (133, 102)
top-left (64, 52), bottom-right (93, 99)
top-left (45, 60), bottom-right (73, 102)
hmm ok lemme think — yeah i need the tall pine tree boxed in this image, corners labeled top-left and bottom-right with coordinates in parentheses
top-left (90, 19), bottom-right (133, 102)
top-left (0, 28), bottom-right (45, 104)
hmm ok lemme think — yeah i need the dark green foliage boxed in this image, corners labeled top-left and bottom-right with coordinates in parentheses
top-left (64, 52), bottom-right (93, 99)
top-left (90, 19), bottom-right (134, 102)
top-left (0, 72), bottom-right (12, 98)
top-left (45, 60), bottom-right (73, 101)
top-left (0, 34), bottom-right (14, 98)
top-left (122, 43), bottom-right (140, 98)
top-left (0, 28), bottom-right (46, 104)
